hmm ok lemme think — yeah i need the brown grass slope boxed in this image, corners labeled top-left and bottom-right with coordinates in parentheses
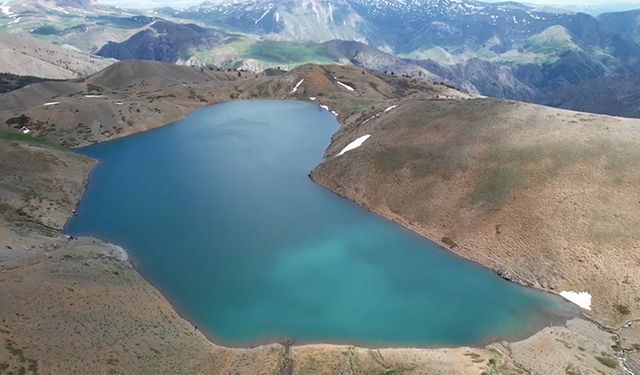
top-left (0, 61), bottom-right (462, 147)
top-left (312, 97), bottom-right (640, 328)
top-left (0, 33), bottom-right (114, 80)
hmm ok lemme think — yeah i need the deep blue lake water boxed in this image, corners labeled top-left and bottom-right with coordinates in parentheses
top-left (66, 100), bottom-right (576, 347)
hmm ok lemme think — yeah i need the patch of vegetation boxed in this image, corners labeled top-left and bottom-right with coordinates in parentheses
top-left (246, 41), bottom-right (334, 65)
top-left (0, 132), bottom-right (63, 149)
top-left (0, 73), bottom-right (51, 94)
top-left (524, 26), bottom-right (578, 58)
top-left (0, 202), bottom-right (28, 223)
top-left (30, 25), bottom-right (62, 36)
top-left (373, 147), bottom-right (425, 172)
top-left (595, 355), bottom-right (617, 369)
top-left (348, 99), bottom-right (377, 110)
top-left (5, 339), bottom-right (25, 363)
top-left (472, 139), bottom-right (640, 209)
top-left (2, 339), bottom-right (38, 374)
top-left (0, 202), bottom-right (13, 214)
top-left (614, 304), bottom-right (631, 315)
top-left (86, 83), bottom-right (104, 92)
top-left (5, 115), bottom-right (31, 128)
top-left (26, 359), bottom-right (37, 374)
top-left (373, 144), bottom-right (469, 182)
top-left (471, 166), bottom-right (520, 209)
top-left (441, 236), bottom-right (458, 249)
top-left (195, 37), bottom-right (334, 70)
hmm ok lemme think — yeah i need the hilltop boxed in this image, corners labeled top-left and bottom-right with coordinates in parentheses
top-left (0, 60), bottom-right (460, 146)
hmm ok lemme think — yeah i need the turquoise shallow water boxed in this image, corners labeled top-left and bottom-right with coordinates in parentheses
top-left (66, 100), bottom-right (576, 347)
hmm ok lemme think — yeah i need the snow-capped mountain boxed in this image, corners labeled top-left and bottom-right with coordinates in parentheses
top-left (164, 0), bottom-right (634, 57)
top-left (171, 0), bottom-right (372, 44)
top-left (147, 0), bottom-right (640, 115)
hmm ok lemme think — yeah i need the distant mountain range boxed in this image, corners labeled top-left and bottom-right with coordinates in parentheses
top-left (1, 0), bottom-right (640, 118)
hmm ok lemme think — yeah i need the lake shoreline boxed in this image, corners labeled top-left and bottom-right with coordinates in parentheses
top-left (1, 62), bottom-right (633, 373)
top-left (63, 99), bottom-right (581, 351)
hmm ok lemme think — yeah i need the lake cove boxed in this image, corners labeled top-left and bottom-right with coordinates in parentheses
top-left (66, 100), bottom-right (578, 347)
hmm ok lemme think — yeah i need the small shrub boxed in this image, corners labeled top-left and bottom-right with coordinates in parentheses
top-left (442, 236), bottom-right (458, 249)
top-left (0, 132), bottom-right (61, 148)
top-left (5, 114), bottom-right (30, 127)
top-left (595, 355), bottom-right (617, 368)
top-left (614, 304), bottom-right (631, 315)
top-left (27, 358), bottom-right (37, 373)
top-left (86, 83), bottom-right (104, 92)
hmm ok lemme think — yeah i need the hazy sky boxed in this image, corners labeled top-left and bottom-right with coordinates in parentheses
top-left (99, 0), bottom-right (640, 10)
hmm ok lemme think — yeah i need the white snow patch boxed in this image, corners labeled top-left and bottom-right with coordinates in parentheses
top-left (84, 95), bottom-right (104, 98)
top-left (115, 101), bottom-right (124, 105)
top-left (308, 97), bottom-right (317, 101)
top-left (43, 102), bottom-right (60, 106)
top-left (560, 291), bottom-right (591, 310)
top-left (361, 104), bottom-right (399, 124)
top-left (21, 127), bottom-right (30, 134)
top-left (255, 4), bottom-right (272, 24)
top-left (338, 135), bottom-right (371, 156)
top-left (0, 3), bottom-right (12, 16)
top-left (317, 103), bottom-right (337, 116)
top-left (335, 80), bottom-right (354, 91)
top-left (290, 79), bottom-right (304, 94)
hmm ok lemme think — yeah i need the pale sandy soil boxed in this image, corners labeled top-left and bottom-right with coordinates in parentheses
top-left (0, 33), bottom-right (114, 80)
top-left (0, 61), bottom-right (639, 373)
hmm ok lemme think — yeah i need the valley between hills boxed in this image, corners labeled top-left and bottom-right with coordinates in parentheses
top-left (0, 61), bottom-right (639, 373)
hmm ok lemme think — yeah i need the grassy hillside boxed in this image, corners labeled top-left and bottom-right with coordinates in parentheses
top-left (0, 73), bottom-right (50, 94)
top-left (0, 33), bottom-right (114, 79)
top-left (195, 37), bottom-right (336, 70)
top-left (313, 97), bottom-right (640, 328)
